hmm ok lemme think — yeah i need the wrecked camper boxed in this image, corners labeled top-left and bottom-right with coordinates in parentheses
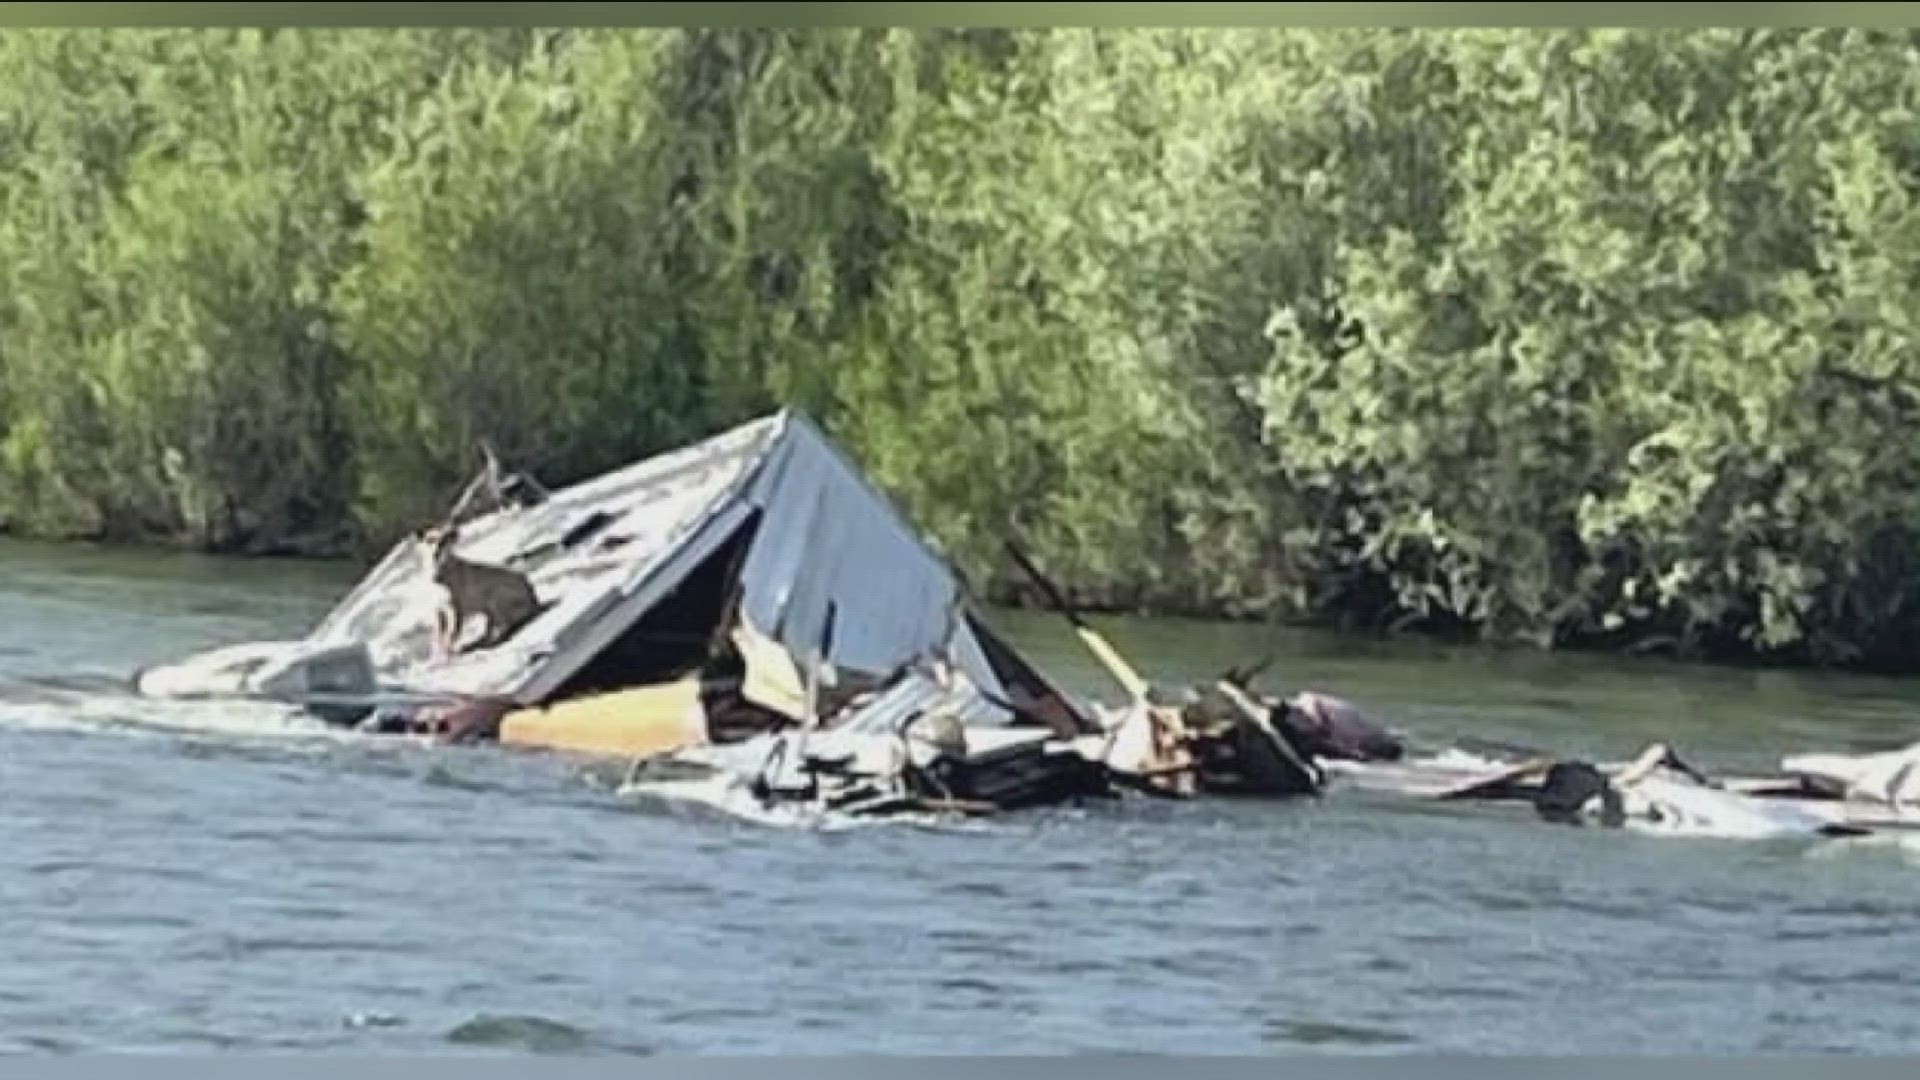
top-left (135, 409), bottom-right (1354, 819)
top-left (135, 411), bottom-right (1131, 817)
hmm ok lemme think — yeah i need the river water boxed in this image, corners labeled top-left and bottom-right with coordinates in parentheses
top-left (6, 535), bottom-right (1920, 1055)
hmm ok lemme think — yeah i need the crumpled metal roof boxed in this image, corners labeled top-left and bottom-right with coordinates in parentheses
top-left (300, 411), bottom-right (1035, 719)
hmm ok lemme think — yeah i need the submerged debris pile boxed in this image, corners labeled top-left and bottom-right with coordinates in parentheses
top-left (131, 411), bottom-right (1920, 840)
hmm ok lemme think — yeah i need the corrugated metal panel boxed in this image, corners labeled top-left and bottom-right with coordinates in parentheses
top-left (735, 416), bottom-right (1006, 699)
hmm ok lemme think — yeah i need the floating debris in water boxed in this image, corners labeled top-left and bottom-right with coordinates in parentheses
top-left (112, 411), bottom-right (1920, 844)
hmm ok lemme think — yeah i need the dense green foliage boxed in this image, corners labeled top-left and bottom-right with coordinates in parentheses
top-left (6, 27), bottom-right (1920, 670)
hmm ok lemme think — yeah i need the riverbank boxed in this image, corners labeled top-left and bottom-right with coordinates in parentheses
top-left (8, 28), bottom-right (1920, 671)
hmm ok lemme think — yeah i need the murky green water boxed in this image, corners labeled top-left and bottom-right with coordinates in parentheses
top-left (6, 535), bottom-right (1920, 1054)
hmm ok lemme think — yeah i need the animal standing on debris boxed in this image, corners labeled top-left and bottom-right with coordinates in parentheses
top-left (420, 442), bottom-right (554, 658)
top-left (425, 526), bottom-right (547, 656)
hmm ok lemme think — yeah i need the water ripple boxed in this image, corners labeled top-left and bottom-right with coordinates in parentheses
top-left (443, 1014), bottom-right (650, 1056)
top-left (1265, 1019), bottom-right (1417, 1048)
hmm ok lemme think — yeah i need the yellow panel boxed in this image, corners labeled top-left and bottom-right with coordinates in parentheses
top-left (499, 677), bottom-right (709, 759)
top-left (732, 619), bottom-right (807, 720)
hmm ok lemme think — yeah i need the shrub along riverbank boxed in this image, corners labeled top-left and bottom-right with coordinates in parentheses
top-left (5, 28), bottom-right (1920, 671)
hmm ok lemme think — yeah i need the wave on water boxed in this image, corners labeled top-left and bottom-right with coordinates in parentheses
top-left (444, 1013), bottom-right (587, 1051)
top-left (443, 1014), bottom-right (652, 1056)
top-left (0, 675), bottom-right (389, 751)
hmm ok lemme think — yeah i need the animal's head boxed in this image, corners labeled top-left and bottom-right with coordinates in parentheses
top-left (421, 525), bottom-right (461, 576)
